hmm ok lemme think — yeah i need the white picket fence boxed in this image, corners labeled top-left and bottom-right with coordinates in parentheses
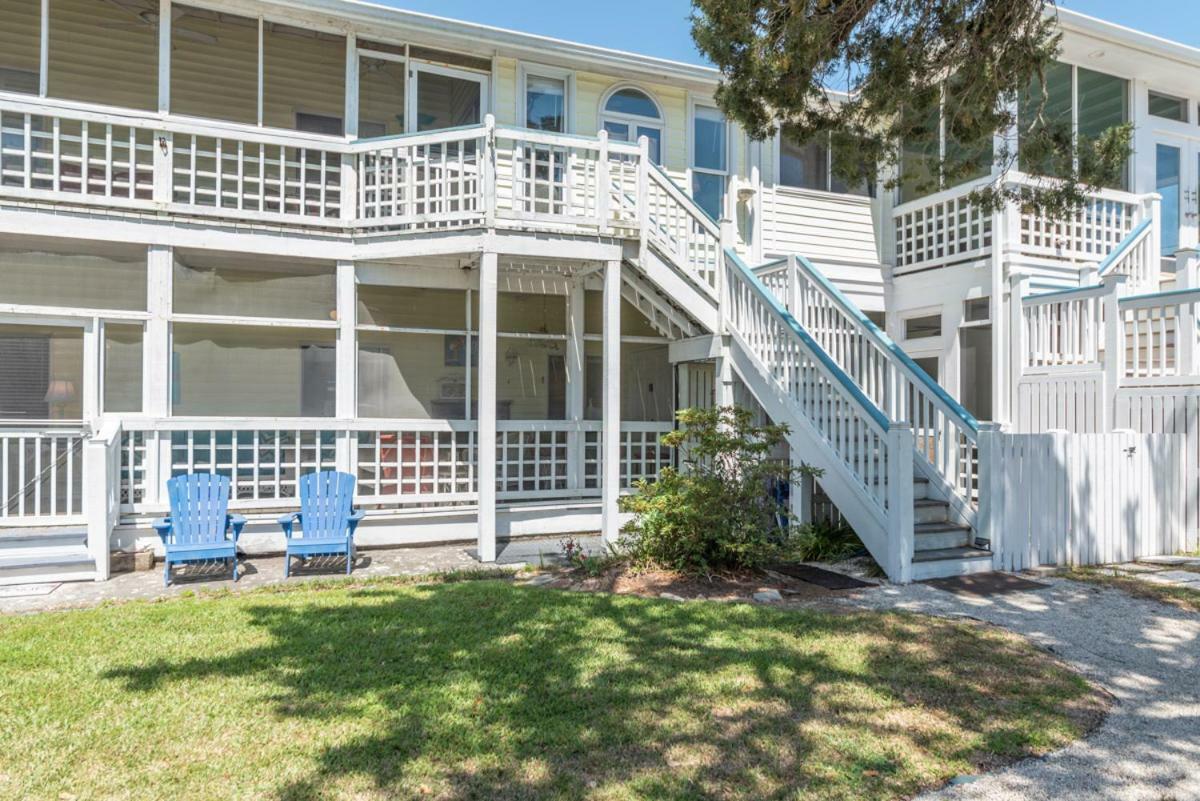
top-left (980, 428), bottom-right (1186, 570)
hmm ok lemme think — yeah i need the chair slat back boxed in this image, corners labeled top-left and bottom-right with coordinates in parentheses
top-left (166, 473), bottom-right (232, 545)
top-left (297, 470), bottom-right (355, 539)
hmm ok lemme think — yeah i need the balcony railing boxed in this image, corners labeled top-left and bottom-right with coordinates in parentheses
top-left (117, 418), bottom-right (674, 516)
top-left (892, 173), bottom-right (1159, 275)
top-left (0, 95), bottom-right (644, 236)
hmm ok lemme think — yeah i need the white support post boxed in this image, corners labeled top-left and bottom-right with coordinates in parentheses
top-left (1146, 193), bottom-right (1163, 270)
top-left (885, 423), bottom-right (915, 584)
top-left (601, 259), bottom-right (622, 545)
top-left (566, 280), bottom-right (586, 491)
top-left (335, 260), bottom-right (357, 473)
top-left (992, 202), bottom-right (1010, 424)
top-left (713, 351), bottom-right (734, 407)
top-left (976, 421), bottom-right (1004, 569)
top-left (596, 129), bottom-right (610, 235)
top-left (341, 33), bottom-right (359, 222)
top-left (1177, 249), bottom-right (1200, 376)
top-left (636, 136), bottom-right (650, 262)
top-left (477, 251), bottom-right (499, 561)
top-left (483, 114), bottom-right (497, 229)
top-left (1101, 274), bottom-right (1128, 432)
top-left (144, 244), bottom-right (172, 505)
top-left (153, 132), bottom-right (173, 206)
top-left (83, 432), bottom-right (113, 582)
top-left (1079, 261), bottom-right (1100, 286)
top-left (157, 0), bottom-right (171, 113)
top-left (38, 0), bottom-right (48, 98)
top-left (82, 317), bottom-right (101, 426)
top-left (790, 465), bottom-right (813, 527)
top-left (750, 150), bottom-right (764, 264)
top-left (1007, 271), bottom-right (1028, 430)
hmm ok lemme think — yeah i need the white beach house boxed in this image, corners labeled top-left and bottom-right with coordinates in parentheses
top-left (1, 0), bottom-right (1198, 584)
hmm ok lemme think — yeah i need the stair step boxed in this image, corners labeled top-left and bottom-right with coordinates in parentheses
top-left (0, 551), bottom-right (95, 582)
top-left (911, 547), bottom-right (994, 581)
top-left (915, 524), bottom-right (971, 551)
top-left (913, 499), bottom-right (950, 525)
top-left (0, 526), bottom-right (88, 546)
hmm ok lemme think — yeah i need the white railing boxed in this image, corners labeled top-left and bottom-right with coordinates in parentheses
top-left (892, 173), bottom-right (1155, 275)
top-left (757, 254), bottom-right (980, 515)
top-left (1097, 218), bottom-right (1157, 293)
top-left (1021, 283), bottom-right (1108, 371)
top-left (170, 130), bottom-right (343, 223)
top-left (118, 418), bottom-right (673, 514)
top-left (0, 424), bottom-right (87, 523)
top-left (724, 253), bottom-right (894, 514)
top-left (0, 104), bottom-right (155, 208)
top-left (643, 164), bottom-right (722, 296)
top-left (1119, 289), bottom-right (1200, 382)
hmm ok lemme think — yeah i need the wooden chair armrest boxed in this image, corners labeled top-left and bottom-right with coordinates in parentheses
top-left (227, 514), bottom-right (248, 541)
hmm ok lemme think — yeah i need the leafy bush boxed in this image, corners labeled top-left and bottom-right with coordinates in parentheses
top-left (781, 520), bottom-right (864, 563)
top-left (619, 406), bottom-right (820, 574)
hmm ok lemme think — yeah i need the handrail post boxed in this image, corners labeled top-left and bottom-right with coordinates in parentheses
top-left (1144, 192), bottom-right (1162, 271)
top-left (1178, 249), bottom-right (1200, 376)
top-left (885, 422), bottom-right (914, 583)
top-left (718, 216), bottom-right (734, 326)
top-left (636, 135), bottom-right (650, 263)
top-left (1008, 271), bottom-right (1029, 429)
top-left (976, 421), bottom-right (1004, 570)
top-left (340, 151), bottom-right (357, 224)
top-left (1101, 274), bottom-right (1128, 431)
top-left (596, 128), bottom-right (610, 235)
top-left (483, 114), bottom-right (497, 229)
top-left (152, 131), bottom-right (172, 206)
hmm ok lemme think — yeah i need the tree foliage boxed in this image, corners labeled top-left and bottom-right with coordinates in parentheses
top-left (619, 406), bottom-right (821, 574)
top-left (690, 0), bottom-right (1132, 214)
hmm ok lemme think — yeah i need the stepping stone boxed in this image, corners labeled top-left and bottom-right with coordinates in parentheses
top-left (522, 573), bottom-right (558, 587)
top-left (753, 589), bottom-right (783, 603)
top-left (1140, 556), bottom-right (1198, 566)
top-left (1145, 570), bottom-right (1200, 585)
top-left (1113, 562), bottom-right (1160, 573)
top-left (659, 592), bottom-right (686, 602)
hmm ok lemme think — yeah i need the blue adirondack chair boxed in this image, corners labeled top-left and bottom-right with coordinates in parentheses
top-left (152, 473), bottom-right (247, 587)
top-left (277, 471), bottom-right (365, 577)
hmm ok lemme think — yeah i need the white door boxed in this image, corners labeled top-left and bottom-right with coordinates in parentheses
top-left (1155, 137), bottom-right (1200, 268)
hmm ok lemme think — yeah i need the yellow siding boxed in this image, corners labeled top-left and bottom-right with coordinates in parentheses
top-left (46, 0), bottom-right (157, 110)
top-left (574, 71), bottom-right (688, 173)
top-left (170, 7), bottom-right (258, 124)
top-left (358, 57), bottom-right (406, 136)
top-left (262, 24), bottom-right (345, 132)
top-left (494, 57), bottom-right (518, 126)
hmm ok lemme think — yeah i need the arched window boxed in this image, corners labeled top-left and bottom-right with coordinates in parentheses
top-left (600, 87), bottom-right (663, 164)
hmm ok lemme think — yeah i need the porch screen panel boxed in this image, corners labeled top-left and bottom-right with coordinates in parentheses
top-left (358, 331), bottom-right (467, 419)
top-left (48, 0), bottom-right (157, 111)
top-left (584, 341), bottom-right (672, 422)
top-left (943, 73), bottom-right (993, 184)
top-left (0, 238), bottom-right (146, 311)
top-left (358, 56), bottom-right (406, 137)
top-left (0, 0), bottom-right (40, 94)
top-left (584, 292), bottom-right (662, 337)
top-left (173, 251), bottom-right (335, 321)
top-left (104, 323), bottom-right (143, 413)
top-left (263, 23), bottom-right (346, 134)
top-left (779, 125), bottom-right (827, 191)
top-left (170, 6), bottom-right (257, 125)
top-left (498, 291), bottom-right (566, 335)
top-left (171, 324), bottom-right (335, 417)
top-left (1077, 67), bottom-right (1130, 190)
top-left (0, 324), bottom-right (83, 420)
top-left (357, 286), bottom-right (467, 330)
top-left (899, 104), bottom-right (939, 203)
top-left (497, 337), bottom-right (566, 420)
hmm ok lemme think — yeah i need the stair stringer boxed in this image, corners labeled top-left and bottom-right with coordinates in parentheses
top-left (624, 242), bottom-right (720, 335)
top-left (725, 330), bottom-right (897, 573)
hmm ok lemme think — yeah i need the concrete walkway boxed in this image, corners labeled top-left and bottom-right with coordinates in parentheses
top-left (841, 577), bottom-right (1200, 801)
top-left (0, 536), bottom-right (595, 614)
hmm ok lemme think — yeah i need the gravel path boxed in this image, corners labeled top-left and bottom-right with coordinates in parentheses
top-left (842, 577), bottom-right (1200, 801)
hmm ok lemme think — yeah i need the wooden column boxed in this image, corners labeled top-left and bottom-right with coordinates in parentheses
top-left (477, 252), bottom-right (499, 561)
top-left (144, 244), bottom-right (172, 505)
top-left (157, 0), bottom-right (171, 113)
top-left (601, 259), bottom-right (622, 544)
top-left (566, 280), bottom-right (586, 491)
top-left (335, 260), bottom-right (357, 473)
top-left (885, 423), bottom-right (914, 583)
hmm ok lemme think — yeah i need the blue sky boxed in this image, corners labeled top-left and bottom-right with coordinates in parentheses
top-left (375, 0), bottom-right (1199, 67)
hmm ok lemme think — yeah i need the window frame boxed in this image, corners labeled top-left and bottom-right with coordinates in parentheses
top-left (688, 98), bottom-right (730, 221)
top-left (599, 84), bottom-right (665, 164)
top-left (902, 311), bottom-right (943, 342)
top-left (518, 62), bottom-right (574, 134)
top-left (774, 127), bottom-right (875, 198)
top-left (1148, 90), bottom-right (1190, 124)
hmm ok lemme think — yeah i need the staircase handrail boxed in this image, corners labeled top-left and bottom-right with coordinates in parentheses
top-left (1097, 217), bottom-right (1153, 278)
top-left (788, 253), bottom-right (980, 434)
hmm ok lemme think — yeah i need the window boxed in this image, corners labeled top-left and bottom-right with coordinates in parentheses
top-left (1018, 61), bottom-right (1130, 190)
top-left (525, 73), bottom-right (567, 133)
top-left (1149, 91), bottom-right (1188, 123)
top-left (1158, 144), bottom-right (1182, 256)
top-left (900, 76), bottom-right (993, 202)
top-left (904, 314), bottom-right (941, 340)
top-left (781, 125), bottom-right (875, 196)
top-left (963, 297), bottom-right (990, 324)
top-left (0, 324), bottom-right (83, 420)
top-left (0, 0), bottom-right (40, 95)
top-left (601, 87), bottom-right (663, 164)
top-left (691, 105), bottom-right (727, 220)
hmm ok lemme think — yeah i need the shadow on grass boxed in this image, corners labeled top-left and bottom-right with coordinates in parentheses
top-left (104, 579), bottom-right (1097, 801)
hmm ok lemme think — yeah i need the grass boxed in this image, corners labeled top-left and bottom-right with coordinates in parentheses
top-left (1061, 567), bottom-right (1200, 614)
top-left (0, 575), bottom-right (1105, 801)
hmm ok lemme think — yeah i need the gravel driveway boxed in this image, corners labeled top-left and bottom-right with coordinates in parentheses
top-left (841, 577), bottom-right (1200, 800)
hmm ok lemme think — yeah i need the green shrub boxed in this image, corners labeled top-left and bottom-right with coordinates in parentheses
top-left (781, 520), bottom-right (864, 563)
top-left (618, 406), bottom-right (820, 574)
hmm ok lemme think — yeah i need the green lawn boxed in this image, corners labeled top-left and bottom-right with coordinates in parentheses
top-left (0, 576), bottom-right (1103, 801)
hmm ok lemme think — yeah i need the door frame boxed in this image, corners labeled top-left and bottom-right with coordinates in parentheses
top-left (406, 61), bottom-right (490, 134)
top-left (1154, 132), bottom-right (1200, 260)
